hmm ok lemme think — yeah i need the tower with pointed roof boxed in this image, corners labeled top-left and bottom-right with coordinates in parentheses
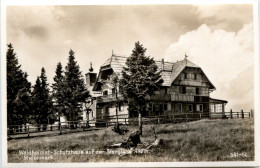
top-left (85, 62), bottom-right (97, 88)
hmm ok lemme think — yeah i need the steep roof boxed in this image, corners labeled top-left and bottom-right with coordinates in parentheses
top-left (170, 59), bottom-right (200, 84)
top-left (95, 55), bottom-right (215, 89)
top-left (110, 56), bottom-right (127, 74)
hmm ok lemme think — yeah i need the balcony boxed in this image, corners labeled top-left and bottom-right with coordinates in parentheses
top-left (96, 94), bottom-right (123, 103)
top-left (149, 94), bottom-right (171, 101)
top-left (171, 94), bottom-right (194, 102)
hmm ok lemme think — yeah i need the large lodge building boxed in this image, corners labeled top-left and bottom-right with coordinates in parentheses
top-left (84, 54), bottom-right (227, 123)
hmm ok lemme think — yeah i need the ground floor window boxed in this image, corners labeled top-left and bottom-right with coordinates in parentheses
top-left (164, 103), bottom-right (168, 111)
top-left (151, 103), bottom-right (164, 116)
top-left (177, 103), bottom-right (182, 112)
top-left (167, 103), bottom-right (171, 111)
top-left (196, 104), bottom-right (203, 112)
top-left (210, 104), bottom-right (223, 113)
top-left (188, 104), bottom-right (193, 112)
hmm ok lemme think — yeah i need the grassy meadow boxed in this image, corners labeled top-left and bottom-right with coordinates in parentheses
top-left (8, 118), bottom-right (254, 162)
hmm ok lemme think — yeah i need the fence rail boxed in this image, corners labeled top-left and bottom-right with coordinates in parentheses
top-left (7, 110), bottom-right (253, 139)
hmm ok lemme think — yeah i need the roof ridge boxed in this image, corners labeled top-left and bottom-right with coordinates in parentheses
top-left (112, 55), bottom-right (129, 58)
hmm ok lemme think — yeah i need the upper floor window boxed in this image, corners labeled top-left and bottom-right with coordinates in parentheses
top-left (112, 88), bottom-right (116, 94)
top-left (118, 102), bottom-right (122, 111)
top-left (196, 87), bottom-right (200, 95)
top-left (162, 87), bottom-right (167, 94)
top-left (103, 90), bottom-right (108, 96)
top-left (180, 86), bottom-right (186, 94)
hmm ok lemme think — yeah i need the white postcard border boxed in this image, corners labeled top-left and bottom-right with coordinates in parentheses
top-left (1, 0), bottom-right (259, 167)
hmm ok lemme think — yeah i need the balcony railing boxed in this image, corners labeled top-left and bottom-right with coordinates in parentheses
top-left (97, 93), bottom-right (212, 103)
top-left (172, 94), bottom-right (194, 102)
top-left (96, 94), bottom-right (123, 103)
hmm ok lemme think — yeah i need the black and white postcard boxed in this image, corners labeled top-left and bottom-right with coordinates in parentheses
top-left (1, 0), bottom-right (259, 167)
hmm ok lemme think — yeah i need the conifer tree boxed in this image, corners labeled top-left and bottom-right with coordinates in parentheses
top-left (63, 49), bottom-right (90, 128)
top-left (31, 68), bottom-right (53, 131)
top-left (7, 43), bottom-right (31, 132)
top-left (120, 42), bottom-right (163, 134)
top-left (31, 77), bottom-right (42, 130)
top-left (52, 62), bottom-right (65, 125)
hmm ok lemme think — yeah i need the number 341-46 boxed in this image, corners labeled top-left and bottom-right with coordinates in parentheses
top-left (230, 152), bottom-right (248, 158)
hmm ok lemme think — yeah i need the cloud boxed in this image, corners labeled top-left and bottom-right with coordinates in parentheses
top-left (6, 5), bottom-right (254, 109)
top-left (194, 4), bottom-right (253, 32)
top-left (165, 22), bottom-right (254, 111)
top-left (23, 26), bottom-right (49, 39)
top-left (227, 65), bottom-right (254, 111)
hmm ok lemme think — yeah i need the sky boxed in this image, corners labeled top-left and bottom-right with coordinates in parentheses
top-left (6, 4), bottom-right (254, 111)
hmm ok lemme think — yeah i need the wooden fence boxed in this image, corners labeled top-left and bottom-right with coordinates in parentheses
top-left (210, 109), bottom-right (252, 119)
top-left (7, 110), bottom-right (253, 139)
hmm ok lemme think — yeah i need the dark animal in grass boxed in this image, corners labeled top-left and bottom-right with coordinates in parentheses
top-left (112, 124), bottom-right (129, 135)
top-left (121, 130), bottom-right (142, 148)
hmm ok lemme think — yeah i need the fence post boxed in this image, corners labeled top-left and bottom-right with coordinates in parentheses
top-left (157, 117), bottom-right (160, 124)
top-left (27, 125), bottom-right (30, 138)
top-left (241, 110), bottom-right (244, 119)
top-left (59, 122), bottom-right (62, 135)
top-left (230, 109), bottom-right (233, 119)
top-left (237, 112), bottom-right (239, 118)
top-left (250, 110), bottom-right (253, 118)
top-left (199, 113), bottom-right (201, 120)
top-left (125, 118), bottom-right (127, 125)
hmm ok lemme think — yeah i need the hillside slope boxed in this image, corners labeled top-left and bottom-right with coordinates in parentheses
top-left (8, 118), bottom-right (254, 162)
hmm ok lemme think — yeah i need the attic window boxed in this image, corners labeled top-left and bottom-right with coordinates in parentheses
top-left (184, 73), bottom-right (187, 79)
